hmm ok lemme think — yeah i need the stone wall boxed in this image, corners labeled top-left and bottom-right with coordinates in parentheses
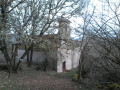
top-left (46, 50), bottom-right (57, 70)
top-left (0, 51), bottom-right (6, 64)
top-left (57, 46), bottom-right (80, 72)
top-left (17, 50), bottom-right (46, 64)
top-left (18, 50), bottom-right (57, 70)
top-left (72, 47), bottom-right (80, 68)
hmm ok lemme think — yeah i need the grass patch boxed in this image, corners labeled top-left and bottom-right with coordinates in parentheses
top-left (0, 80), bottom-right (27, 90)
top-left (0, 71), bottom-right (27, 90)
top-left (55, 68), bottom-right (78, 79)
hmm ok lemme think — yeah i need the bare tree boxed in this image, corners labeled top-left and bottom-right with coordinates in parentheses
top-left (91, 0), bottom-right (120, 82)
top-left (72, 3), bottom-right (95, 81)
top-left (78, 0), bottom-right (120, 83)
top-left (0, 0), bottom-right (88, 74)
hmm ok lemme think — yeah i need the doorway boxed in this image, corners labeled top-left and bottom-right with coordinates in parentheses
top-left (62, 61), bottom-right (66, 72)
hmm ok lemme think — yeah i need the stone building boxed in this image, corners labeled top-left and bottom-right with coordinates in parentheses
top-left (19, 18), bottom-right (80, 72)
top-left (56, 18), bottom-right (80, 72)
top-left (0, 18), bottom-right (81, 72)
top-left (18, 18), bottom-right (81, 72)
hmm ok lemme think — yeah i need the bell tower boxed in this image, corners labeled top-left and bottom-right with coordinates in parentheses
top-left (58, 18), bottom-right (71, 40)
top-left (57, 18), bottom-right (71, 72)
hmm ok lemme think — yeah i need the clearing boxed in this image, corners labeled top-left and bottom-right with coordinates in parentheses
top-left (0, 66), bottom-right (79, 90)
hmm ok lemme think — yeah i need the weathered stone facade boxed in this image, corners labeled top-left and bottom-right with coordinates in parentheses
top-left (56, 18), bottom-right (80, 72)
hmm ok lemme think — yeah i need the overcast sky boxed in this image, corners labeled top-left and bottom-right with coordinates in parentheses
top-left (70, 0), bottom-right (120, 38)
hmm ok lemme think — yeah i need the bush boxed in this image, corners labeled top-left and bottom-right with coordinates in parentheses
top-left (106, 83), bottom-right (120, 90)
top-left (95, 84), bottom-right (103, 89)
top-left (72, 74), bottom-right (78, 81)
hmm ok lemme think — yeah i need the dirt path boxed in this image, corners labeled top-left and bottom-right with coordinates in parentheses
top-left (0, 69), bottom-right (79, 90)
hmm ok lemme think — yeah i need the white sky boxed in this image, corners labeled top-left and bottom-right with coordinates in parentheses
top-left (70, 0), bottom-right (120, 38)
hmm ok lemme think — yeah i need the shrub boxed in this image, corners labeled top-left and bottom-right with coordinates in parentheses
top-left (106, 83), bottom-right (120, 90)
top-left (72, 74), bottom-right (78, 81)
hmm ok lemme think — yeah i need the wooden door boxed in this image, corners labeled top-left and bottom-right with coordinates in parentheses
top-left (62, 61), bottom-right (66, 72)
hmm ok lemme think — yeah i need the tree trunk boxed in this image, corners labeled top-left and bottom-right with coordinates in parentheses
top-left (0, 39), bottom-right (11, 77)
top-left (27, 51), bottom-right (30, 65)
top-left (78, 54), bottom-right (83, 81)
top-left (11, 44), bottom-right (18, 71)
top-left (28, 43), bottom-right (34, 67)
top-left (15, 45), bottom-right (32, 72)
top-left (78, 45), bottom-right (86, 81)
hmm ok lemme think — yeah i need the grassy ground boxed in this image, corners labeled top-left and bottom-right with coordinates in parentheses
top-left (54, 68), bottom-right (78, 79)
top-left (0, 66), bottom-right (80, 90)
